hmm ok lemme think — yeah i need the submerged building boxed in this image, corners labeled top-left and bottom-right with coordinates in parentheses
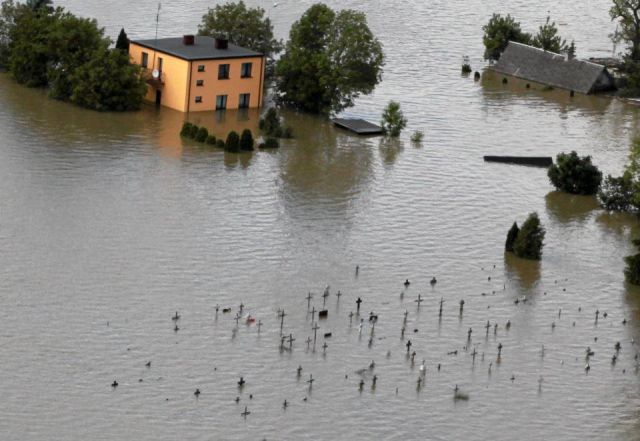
top-left (129, 35), bottom-right (265, 112)
top-left (490, 41), bottom-right (616, 95)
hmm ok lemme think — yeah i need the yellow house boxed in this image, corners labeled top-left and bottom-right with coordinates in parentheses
top-left (129, 35), bottom-right (265, 112)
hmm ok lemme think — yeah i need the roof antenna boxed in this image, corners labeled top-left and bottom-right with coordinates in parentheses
top-left (152, 2), bottom-right (161, 72)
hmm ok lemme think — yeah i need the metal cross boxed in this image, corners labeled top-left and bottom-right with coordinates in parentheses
top-left (278, 309), bottom-right (286, 334)
top-left (306, 292), bottom-right (313, 309)
top-left (288, 333), bottom-right (295, 349)
top-left (312, 322), bottom-right (320, 346)
top-left (257, 320), bottom-right (262, 333)
top-left (241, 406), bottom-right (250, 418)
top-left (415, 294), bottom-right (423, 308)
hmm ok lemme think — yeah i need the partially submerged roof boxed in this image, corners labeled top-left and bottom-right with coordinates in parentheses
top-left (332, 118), bottom-right (383, 135)
top-left (131, 36), bottom-right (262, 61)
top-left (490, 41), bottom-right (613, 94)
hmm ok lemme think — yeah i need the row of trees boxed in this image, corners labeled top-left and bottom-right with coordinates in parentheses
top-left (483, 14), bottom-right (572, 61)
top-left (180, 122), bottom-right (279, 151)
top-left (0, 0), bottom-right (146, 111)
top-left (198, 2), bottom-right (385, 115)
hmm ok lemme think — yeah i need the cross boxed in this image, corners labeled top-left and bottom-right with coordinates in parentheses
top-left (322, 287), bottom-right (329, 308)
top-left (356, 297), bottom-right (362, 312)
top-left (306, 336), bottom-right (311, 349)
top-left (497, 342), bottom-right (503, 357)
top-left (493, 323), bottom-right (498, 335)
top-left (239, 302), bottom-right (244, 313)
top-left (280, 336), bottom-right (286, 350)
top-left (312, 322), bottom-right (320, 346)
top-left (471, 347), bottom-right (477, 364)
top-left (257, 320), bottom-right (262, 333)
top-left (278, 309), bottom-right (286, 334)
top-left (349, 311), bottom-right (354, 326)
top-left (307, 374), bottom-right (314, 385)
top-left (459, 299), bottom-right (465, 314)
top-left (288, 333), bottom-right (295, 349)
top-left (415, 294), bottom-right (423, 308)
top-left (241, 406), bottom-right (250, 418)
top-left (306, 292), bottom-right (313, 309)
top-left (310, 306), bottom-right (316, 321)
top-left (467, 327), bottom-right (472, 340)
top-left (485, 320), bottom-right (491, 336)
top-left (406, 340), bottom-right (412, 352)
top-left (235, 313), bottom-right (241, 325)
top-left (336, 290), bottom-right (342, 299)
top-left (322, 342), bottom-right (328, 353)
top-left (439, 298), bottom-right (444, 317)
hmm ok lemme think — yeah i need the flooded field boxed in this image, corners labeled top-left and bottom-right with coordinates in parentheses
top-left (1, 1), bottom-right (640, 440)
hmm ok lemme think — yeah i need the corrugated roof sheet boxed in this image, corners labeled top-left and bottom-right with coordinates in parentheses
top-left (131, 36), bottom-right (262, 61)
top-left (490, 41), bottom-right (609, 94)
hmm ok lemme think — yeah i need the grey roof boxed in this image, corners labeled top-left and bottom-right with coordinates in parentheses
top-left (332, 118), bottom-right (383, 135)
top-left (131, 36), bottom-right (262, 61)
top-left (490, 41), bottom-right (610, 94)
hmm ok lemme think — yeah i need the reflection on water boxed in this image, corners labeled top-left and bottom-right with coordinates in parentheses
top-left (545, 191), bottom-right (601, 223)
top-left (504, 251), bottom-right (541, 290)
top-left (596, 211), bottom-right (640, 238)
top-left (378, 137), bottom-right (404, 167)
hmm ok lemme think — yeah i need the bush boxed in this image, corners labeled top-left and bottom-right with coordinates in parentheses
top-left (188, 124), bottom-right (200, 139)
top-left (260, 137), bottom-right (280, 149)
top-left (282, 126), bottom-right (293, 139)
top-left (513, 212), bottom-right (545, 260)
top-left (505, 222), bottom-right (520, 252)
top-left (461, 63), bottom-right (472, 74)
top-left (216, 139), bottom-right (225, 149)
top-left (195, 127), bottom-right (209, 143)
top-left (180, 122), bottom-right (194, 137)
top-left (239, 129), bottom-right (254, 151)
top-left (381, 101), bottom-right (407, 137)
top-left (225, 131), bottom-right (240, 152)
top-left (548, 151), bottom-right (602, 195)
top-left (206, 135), bottom-right (217, 145)
top-left (410, 130), bottom-right (424, 143)
top-left (599, 173), bottom-right (635, 211)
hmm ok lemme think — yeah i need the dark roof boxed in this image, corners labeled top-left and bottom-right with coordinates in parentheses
top-left (131, 36), bottom-right (262, 61)
top-left (490, 41), bottom-right (611, 94)
top-left (332, 118), bottom-right (383, 135)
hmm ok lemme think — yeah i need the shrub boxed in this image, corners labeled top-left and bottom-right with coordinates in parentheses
top-left (260, 108), bottom-right (279, 133)
top-left (461, 63), bottom-right (472, 74)
top-left (505, 222), bottom-right (520, 252)
top-left (225, 131), bottom-right (240, 152)
top-left (282, 126), bottom-right (293, 139)
top-left (195, 127), bottom-right (209, 143)
top-left (410, 130), bottom-right (424, 143)
top-left (599, 173), bottom-right (635, 211)
top-left (188, 124), bottom-right (200, 139)
top-left (180, 122), bottom-right (194, 137)
top-left (206, 135), bottom-right (217, 145)
top-left (513, 212), bottom-right (545, 260)
top-left (240, 129), bottom-right (254, 151)
top-left (260, 137), bottom-right (280, 148)
top-left (216, 139), bottom-right (225, 149)
top-left (381, 101), bottom-right (407, 137)
top-left (548, 151), bottom-right (602, 195)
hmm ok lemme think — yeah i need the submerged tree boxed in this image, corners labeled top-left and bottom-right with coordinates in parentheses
top-left (548, 151), bottom-right (603, 195)
top-left (531, 16), bottom-right (567, 53)
top-left (505, 222), bottom-right (520, 252)
top-left (276, 4), bottom-right (384, 114)
top-left (625, 239), bottom-right (640, 285)
top-left (513, 213), bottom-right (545, 260)
top-left (482, 13), bottom-right (531, 61)
top-left (599, 172), bottom-right (635, 211)
top-left (610, 0), bottom-right (640, 63)
top-left (381, 101), bottom-right (407, 137)
top-left (198, 1), bottom-right (282, 60)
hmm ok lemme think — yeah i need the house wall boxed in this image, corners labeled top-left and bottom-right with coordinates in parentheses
top-left (129, 43), bottom-right (265, 113)
top-left (129, 43), bottom-right (190, 112)
top-left (187, 56), bottom-right (264, 112)
top-left (592, 70), bottom-right (616, 93)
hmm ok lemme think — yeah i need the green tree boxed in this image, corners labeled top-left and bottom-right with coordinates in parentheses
top-left (567, 40), bottom-right (576, 59)
top-left (68, 47), bottom-right (146, 111)
top-left (239, 129), bottom-right (254, 151)
top-left (505, 222), bottom-right (520, 252)
top-left (610, 0), bottom-right (640, 63)
top-left (198, 1), bottom-right (282, 60)
top-left (513, 213), bottom-right (545, 260)
top-left (0, 0), bottom-right (18, 68)
top-left (225, 131), bottom-right (240, 152)
top-left (599, 172), bottom-right (635, 211)
top-left (548, 151), bottom-right (603, 195)
top-left (482, 13), bottom-right (531, 61)
top-left (276, 4), bottom-right (384, 114)
top-left (26, 0), bottom-right (52, 12)
top-left (380, 101), bottom-right (407, 137)
top-left (532, 16), bottom-right (567, 53)
top-left (180, 122), bottom-right (194, 137)
top-left (8, 6), bottom-right (54, 86)
top-left (115, 27), bottom-right (129, 52)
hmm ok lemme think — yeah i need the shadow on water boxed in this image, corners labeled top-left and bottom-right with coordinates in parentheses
top-left (504, 252), bottom-right (541, 291)
top-left (545, 191), bottom-right (600, 223)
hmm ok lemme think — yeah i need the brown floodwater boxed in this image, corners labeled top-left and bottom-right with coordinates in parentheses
top-left (1, 1), bottom-right (640, 440)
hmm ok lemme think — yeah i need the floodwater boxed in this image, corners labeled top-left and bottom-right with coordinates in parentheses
top-left (1, 1), bottom-right (640, 440)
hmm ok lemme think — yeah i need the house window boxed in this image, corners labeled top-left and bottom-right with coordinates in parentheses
top-left (218, 64), bottom-right (230, 80)
top-left (239, 93), bottom-right (250, 108)
top-left (216, 95), bottom-right (227, 110)
top-left (196, 80), bottom-right (204, 87)
top-left (197, 65), bottom-right (205, 72)
top-left (195, 96), bottom-right (202, 103)
top-left (141, 52), bottom-right (149, 68)
top-left (241, 62), bottom-right (252, 78)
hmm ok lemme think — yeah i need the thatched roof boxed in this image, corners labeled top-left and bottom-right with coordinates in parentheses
top-left (490, 41), bottom-right (612, 94)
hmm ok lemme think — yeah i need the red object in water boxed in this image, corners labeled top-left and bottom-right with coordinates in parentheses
top-left (246, 316), bottom-right (256, 324)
